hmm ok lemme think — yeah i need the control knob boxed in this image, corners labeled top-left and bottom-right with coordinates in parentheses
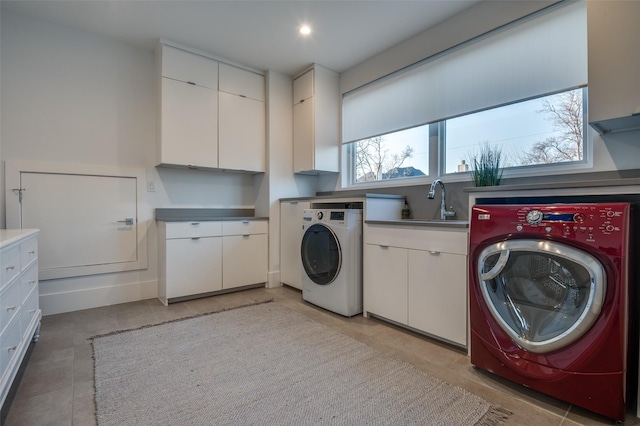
top-left (525, 210), bottom-right (543, 225)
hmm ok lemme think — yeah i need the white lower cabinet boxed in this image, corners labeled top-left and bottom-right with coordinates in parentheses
top-left (362, 245), bottom-right (408, 324)
top-left (364, 224), bottom-right (468, 347)
top-left (222, 221), bottom-right (268, 290)
top-left (407, 249), bottom-right (467, 346)
top-left (0, 229), bottom-right (41, 409)
top-left (165, 237), bottom-right (223, 299)
top-left (158, 220), bottom-right (267, 304)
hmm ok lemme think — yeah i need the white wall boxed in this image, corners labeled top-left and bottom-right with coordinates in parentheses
top-left (0, 10), bottom-right (257, 314)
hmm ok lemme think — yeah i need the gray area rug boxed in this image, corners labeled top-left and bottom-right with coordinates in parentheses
top-left (92, 302), bottom-right (510, 425)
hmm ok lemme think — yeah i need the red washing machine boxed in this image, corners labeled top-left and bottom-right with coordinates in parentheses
top-left (469, 203), bottom-right (632, 421)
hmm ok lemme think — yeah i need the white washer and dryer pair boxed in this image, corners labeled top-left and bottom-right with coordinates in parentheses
top-left (300, 209), bottom-right (363, 317)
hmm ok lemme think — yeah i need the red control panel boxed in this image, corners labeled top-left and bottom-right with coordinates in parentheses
top-left (470, 203), bottom-right (630, 252)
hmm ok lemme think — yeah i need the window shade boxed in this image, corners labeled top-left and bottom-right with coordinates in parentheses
top-left (342, 1), bottom-right (587, 144)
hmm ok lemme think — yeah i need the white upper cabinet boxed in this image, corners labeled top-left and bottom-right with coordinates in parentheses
top-left (587, 1), bottom-right (640, 134)
top-left (160, 78), bottom-right (219, 169)
top-left (156, 43), bottom-right (266, 173)
top-left (218, 63), bottom-right (266, 172)
top-left (157, 44), bottom-right (219, 169)
top-left (292, 65), bottom-right (340, 174)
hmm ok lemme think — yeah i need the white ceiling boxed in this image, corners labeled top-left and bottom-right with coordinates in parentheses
top-left (1, 0), bottom-right (482, 76)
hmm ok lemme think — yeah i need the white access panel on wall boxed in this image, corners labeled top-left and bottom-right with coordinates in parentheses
top-left (5, 161), bottom-right (147, 280)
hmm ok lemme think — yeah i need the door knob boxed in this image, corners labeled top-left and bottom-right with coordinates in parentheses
top-left (117, 218), bottom-right (134, 226)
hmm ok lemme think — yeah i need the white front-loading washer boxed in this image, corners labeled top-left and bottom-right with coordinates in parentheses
top-left (301, 209), bottom-right (362, 317)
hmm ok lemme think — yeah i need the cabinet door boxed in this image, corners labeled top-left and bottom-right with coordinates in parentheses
top-left (160, 78), bottom-right (218, 168)
top-left (218, 92), bottom-right (265, 172)
top-left (293, 69), bottom-right (313, 105)
top-left (219, 63), bottom-right (264, 101)
top-left (280, 201), bottom-right (310, 289)
top-left (293, 99), bottom-right (314, 173)
top-left (587, 1), bottom-right (640, 124)
top-left (408, 249), bottom-right (467, 346)
top-left (161, 45), bottom-right (218, 89)
top-left (20, 172), bottom-right (138, 280)
top-left (165, 237), bottom-right (222, 299)
top-left (223, 234), bottom-right (267, 289)
top-left (363, 244), bottom-right (408, 324)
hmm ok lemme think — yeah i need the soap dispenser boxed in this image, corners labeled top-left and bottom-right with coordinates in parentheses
top-left (401, 200), bottom-right (411, 219)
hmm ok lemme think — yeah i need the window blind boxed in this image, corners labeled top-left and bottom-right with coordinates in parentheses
top-left (342, 1), bottom-right (587, 144)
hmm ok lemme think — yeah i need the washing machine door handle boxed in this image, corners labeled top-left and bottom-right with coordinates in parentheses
top-left (480, 249), bottom-right (510, 281)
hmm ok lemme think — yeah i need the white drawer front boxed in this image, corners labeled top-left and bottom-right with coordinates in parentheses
top-left (222, 220), bottom-right (268, 236)
top-left (20, 237), bottom-right (38, 271)
top-left (21, 288), bottom-right (39, 338)
top-left (165, 221), bottom-right (223, 239)
top-left (20, 265), bottom-right (38, 302)
top-left (0, 319), bottom-right (21, 376)
top-left (1, 245), bottom-right (20, 288)
top-left (0, 281), bottom-right (22, 334)
top-left (365, 224), bottom-right (468, 255)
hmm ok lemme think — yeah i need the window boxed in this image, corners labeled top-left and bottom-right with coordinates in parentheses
top-left (341, 1), bottom-right (587, 188)
top-left (445, 88), bottom-right (586, 174)
top-left (350, 125), bottom-right (430, 183)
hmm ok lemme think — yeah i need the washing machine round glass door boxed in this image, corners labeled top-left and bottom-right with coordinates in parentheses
top-left (301, 224), bottom-right (342, 285)
top-left (477, 239), bottom-right (606, 354)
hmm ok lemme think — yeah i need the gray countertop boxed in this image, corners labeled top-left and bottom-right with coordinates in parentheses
top-left (280, 193), bottom-right (405, 202)
top-left (463, 178), bottom-right (640, 193)
top-left (155, 208), bottom-right (267, 222)
top-left (366, 219), bottom-right (469, 229)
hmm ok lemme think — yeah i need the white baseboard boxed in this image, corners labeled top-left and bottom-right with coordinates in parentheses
top-left (39, 280), bottom-right (158, 316)
top-left (266, 271), bottom-right (282, 289)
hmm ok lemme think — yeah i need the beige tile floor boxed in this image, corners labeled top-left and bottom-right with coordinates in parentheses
top-left (4, 285), bottom-right (638, 425)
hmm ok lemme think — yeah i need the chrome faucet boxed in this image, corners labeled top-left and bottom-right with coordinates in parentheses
top-left (428, 178), bottom-right (456, 220)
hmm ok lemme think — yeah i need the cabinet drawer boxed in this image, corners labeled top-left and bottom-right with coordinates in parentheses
top-left (160, 45), bottom-right (218, 89)
top-left (365, 224), bottom-right (468, 255)
top-left (0, 318), bottom-right (21, 377)
top-left (21, 287), bottom-right (40, 338)
top-left (0, 281), bottom-right (22, 334)
top-left (165, 221), bottom-right (223, 239)
top-left (222, 220), bottom-right (268, 236)
top-left (20, 264), bottom-right (38, 302)
top-left (1, 245), bottom-right (20, 289)
top-left (219, 63), bottom-right (265, 101)
top-left (20, 237), bottom-right (38, 271)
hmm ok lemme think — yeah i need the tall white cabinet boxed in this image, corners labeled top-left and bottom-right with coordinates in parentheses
top-left (1, 229), bottom-right (41, 409)
top-left (293, 64), bottom-right (340, 174)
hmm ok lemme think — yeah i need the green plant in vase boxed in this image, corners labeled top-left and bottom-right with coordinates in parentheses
top-left (470, 143), bottom-right (503, 187)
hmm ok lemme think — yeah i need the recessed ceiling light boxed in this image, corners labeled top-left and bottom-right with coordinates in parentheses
top-left (299, 25), bottom-right (311, 36)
